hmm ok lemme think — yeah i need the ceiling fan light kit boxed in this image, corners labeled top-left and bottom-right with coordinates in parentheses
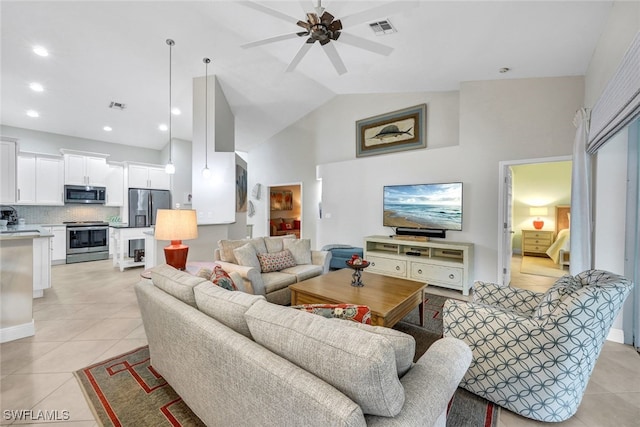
top-left (240, 0), bottom-right (394, 75)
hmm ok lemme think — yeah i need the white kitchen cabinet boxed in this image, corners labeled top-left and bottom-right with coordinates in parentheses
top-left (105, 163), bottom-right (124, 206)
top-left (127, 163), bottom-right (170, 190)
top-left (62, 151), bottom-right (108, 186)
top-left (33, 236), bottom-right (52, 298)
top-left (42, 226), bottom-right (66, 265)
top-left (17, 153), bottom-right (64, 205)
top-left (0, 139), bottom-right (17, 203)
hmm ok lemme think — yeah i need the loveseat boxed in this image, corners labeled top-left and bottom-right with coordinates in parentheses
top-left (135, 264), bottom-right (473, 427)
top-left (214, 235), bottom-right (331, 305)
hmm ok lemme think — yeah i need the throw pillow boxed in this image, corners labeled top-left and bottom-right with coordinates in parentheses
top-left (233, 243), bottom-right (261, 269)
top-left (291, 303), bottom-right (371, 324)
top-left (283, 238), bottom-right (312, 265)
top-left (264, 235), bottom-right (295, 253)
top-left (211, 265), bottom-right (238, 291)
top-left (257, 250), bottom-right (297, 273)
top-left (195, 267), bottom-right (213, 280)
top-left (534, 275), bottom-right (582, 322)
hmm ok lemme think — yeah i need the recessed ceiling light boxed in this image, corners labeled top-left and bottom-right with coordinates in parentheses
top-left (158, 124), bottom-right (168, 131)
top-left (171, 108), bottom-right (181, 115)
top-left (26, 110), bottom-right (39, 118)
top-left (33, 46), bottom-right (49, 57)
top-left (29, 82), bottom-right (44, 92)
top-left (103, 126), bottom-right (112, 132)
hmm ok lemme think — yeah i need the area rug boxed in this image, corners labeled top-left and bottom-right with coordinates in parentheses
top-left (520, 255), bottom-right (566, 278)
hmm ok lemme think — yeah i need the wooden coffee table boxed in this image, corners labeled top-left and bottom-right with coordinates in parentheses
top-left (290, 269), bottom-right (425, 328)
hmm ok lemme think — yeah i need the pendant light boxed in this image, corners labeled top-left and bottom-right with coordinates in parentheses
top-left (165, 39), bottom-right (176, 175)
top-left (202, 57), bottom-right (212, 178)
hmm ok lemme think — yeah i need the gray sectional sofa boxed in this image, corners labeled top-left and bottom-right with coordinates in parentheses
top-left (214, 235), bottom-right (331, 305)
top-left (135, 264), bottom-right (472, 427)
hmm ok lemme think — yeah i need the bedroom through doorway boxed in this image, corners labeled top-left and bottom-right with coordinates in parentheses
top-left (498, 156), bottom-right (572, 290)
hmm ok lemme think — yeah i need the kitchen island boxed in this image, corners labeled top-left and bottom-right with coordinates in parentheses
top-left (0, 227), bottom-right (53, 343)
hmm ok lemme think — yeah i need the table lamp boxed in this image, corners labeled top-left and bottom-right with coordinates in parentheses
top-left (529, 207), bottom-right (548, 230)
top-left (154, 209), bottom-right (198, 270)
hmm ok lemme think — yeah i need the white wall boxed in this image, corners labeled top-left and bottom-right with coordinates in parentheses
top-left (0, 125), bottom-right (163, 163)
top-left (249, 77), bottom-right (583, 282)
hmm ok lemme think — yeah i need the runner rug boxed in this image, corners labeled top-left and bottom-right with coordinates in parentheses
top-left (75, 294), bottom-right (499, 427)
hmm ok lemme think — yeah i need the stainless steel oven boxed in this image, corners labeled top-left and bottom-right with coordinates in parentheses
top-left (65, 222), bottom-right (109, 263)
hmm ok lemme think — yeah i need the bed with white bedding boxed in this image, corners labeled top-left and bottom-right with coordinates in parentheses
top-left (546, 206), bottom-right (570, 266)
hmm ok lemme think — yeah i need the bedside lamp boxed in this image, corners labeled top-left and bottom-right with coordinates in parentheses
top-left (154, 209), bottom-right (198, 270)
top-left (529, 207), bottom-right (548, 230)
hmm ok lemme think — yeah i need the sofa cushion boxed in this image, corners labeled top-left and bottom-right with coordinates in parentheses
top-left (257, 250), bottom-right (297, 273)
top-left (331, 319), bottom-right (415, 377)
top-left (283, 238), bottom-right (312, 264)
top-left (281, 264), bottom-right (323, 282)
top-left (264, 235), bottom-right (296, 253)
top-left (291, 303), bottom-right (371, 324)
top-left (262, 272), bottom-right (298, 294)
top-left (233, 243), bottom-right (261, 269)
top-left (194, 281), bottom-right (265, 339)
top-left (218, 238), bottom-right (267, 264)
top-left (150, 264), bottom-right (207, 308)
top-left (245, 300), bottom-right (405, 417)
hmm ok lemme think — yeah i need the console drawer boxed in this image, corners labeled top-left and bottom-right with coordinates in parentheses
top-left (367, 255), bottom-right (406, 277)
top-left (410, 262), bottom-right (462, 286)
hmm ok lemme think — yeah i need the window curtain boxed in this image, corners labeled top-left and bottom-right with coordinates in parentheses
top-left (588, 31), bottom-right (640, 153)
top-left (570, 109), bottom-right (592, 275)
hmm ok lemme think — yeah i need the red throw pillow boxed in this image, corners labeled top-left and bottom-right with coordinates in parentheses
top-left (211, 265), bottom-right (238, 291)
top-left (291, 304), bottom-right (372, 324)
top-left (293, 220), bottom-right (301, 229)
top-left (279, 222), bottom-right (288, 231)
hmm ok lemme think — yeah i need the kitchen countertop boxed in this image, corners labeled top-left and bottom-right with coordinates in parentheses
top-left (0, 225), bottom-right (53, 240)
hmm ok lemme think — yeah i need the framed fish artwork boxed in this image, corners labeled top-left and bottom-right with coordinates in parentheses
top-left (355, 104), bottom-right (427, 157)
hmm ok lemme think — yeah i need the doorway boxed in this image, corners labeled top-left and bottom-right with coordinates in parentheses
top-left (267, 183), bottom-right (302, 239)
top-left (498, 156), bottom-right (572, 288)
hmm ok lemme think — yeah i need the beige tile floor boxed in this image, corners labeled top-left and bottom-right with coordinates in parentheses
top-left (1, 257), bottom-right (638, 426)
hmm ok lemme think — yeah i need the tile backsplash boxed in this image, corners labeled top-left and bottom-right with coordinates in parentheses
top-left (11, 205), bottom-right (121, 225)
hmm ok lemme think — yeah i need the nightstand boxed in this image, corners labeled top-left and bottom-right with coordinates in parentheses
top-left (521, 230), bottom-right (554, 257)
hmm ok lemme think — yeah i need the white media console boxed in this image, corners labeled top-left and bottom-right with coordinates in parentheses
top-left (363, 235), bottom-right (474, 295)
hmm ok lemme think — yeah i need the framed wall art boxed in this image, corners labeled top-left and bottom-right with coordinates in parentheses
top-left (355, 103), bottom-right (427, 157)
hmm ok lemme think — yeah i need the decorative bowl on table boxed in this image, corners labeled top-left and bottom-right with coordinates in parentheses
top-left (345, 256), bottom-right (369, 287)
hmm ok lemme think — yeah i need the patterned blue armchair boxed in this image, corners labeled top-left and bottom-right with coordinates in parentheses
top-left (443, 270), bottom-right (633, 422)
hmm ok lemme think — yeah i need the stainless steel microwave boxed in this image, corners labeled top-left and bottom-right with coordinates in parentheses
top-left (64, 185), bottom-right (106, 204)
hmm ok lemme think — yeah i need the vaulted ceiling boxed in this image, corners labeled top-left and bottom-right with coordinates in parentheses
top-left (0, 1), bottom-right (612, 152)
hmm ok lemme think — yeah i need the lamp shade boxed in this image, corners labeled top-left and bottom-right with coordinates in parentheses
top-left (155, 209), bottom-right (198, 241)
top-left (529, 207), bottom-right (548, 217)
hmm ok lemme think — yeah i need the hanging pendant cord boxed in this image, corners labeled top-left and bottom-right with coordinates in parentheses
top-left (167, 39), bottom-right (174, 163)
top-left (204, 58), bottom-right (210, 168)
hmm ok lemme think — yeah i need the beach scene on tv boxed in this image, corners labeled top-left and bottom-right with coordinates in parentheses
top-left (383, 183), bottom-right (462, 230)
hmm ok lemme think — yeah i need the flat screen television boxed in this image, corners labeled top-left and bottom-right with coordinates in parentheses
top-left (383, 182), bottom-right (463, 231)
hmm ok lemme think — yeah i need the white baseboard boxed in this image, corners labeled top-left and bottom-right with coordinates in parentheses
top-left (606, 327), bottom-right (624, 343)
top-left (0, 320), bottom-right (35, 343)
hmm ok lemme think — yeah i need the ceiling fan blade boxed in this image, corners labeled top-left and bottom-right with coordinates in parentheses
top-left (307, 12), bottom-right (320, 26)
top-left (285, 42), bottom-right (314, 72)
top-left (322, 42), bottom-right (347, 75)
top-left (320, 11), bottom-right (334, 25)
top-left (241, 32), bottom-right (301, 49)
top-left (328, 19), bottom-right (342, 33)
top-left (237, 1), bottom-right (301, 25)
top-left (340, 1), bottom-right (418, 28)
top-left (336, 32), bottom-right (393, 56)
top-left (297, 20), bottom-right (310, 31)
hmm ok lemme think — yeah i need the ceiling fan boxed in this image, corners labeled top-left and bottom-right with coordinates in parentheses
top-left (240, 1), bottom-right (404, 75)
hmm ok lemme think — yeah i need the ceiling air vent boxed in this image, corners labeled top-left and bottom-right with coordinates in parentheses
top-left (369, 20), bottom-right (396, 36)
top-left (109, 101), bottom-right (126, 110)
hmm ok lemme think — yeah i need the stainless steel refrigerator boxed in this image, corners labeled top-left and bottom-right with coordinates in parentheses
top-left (128, 188), bottom-right (171, 257)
